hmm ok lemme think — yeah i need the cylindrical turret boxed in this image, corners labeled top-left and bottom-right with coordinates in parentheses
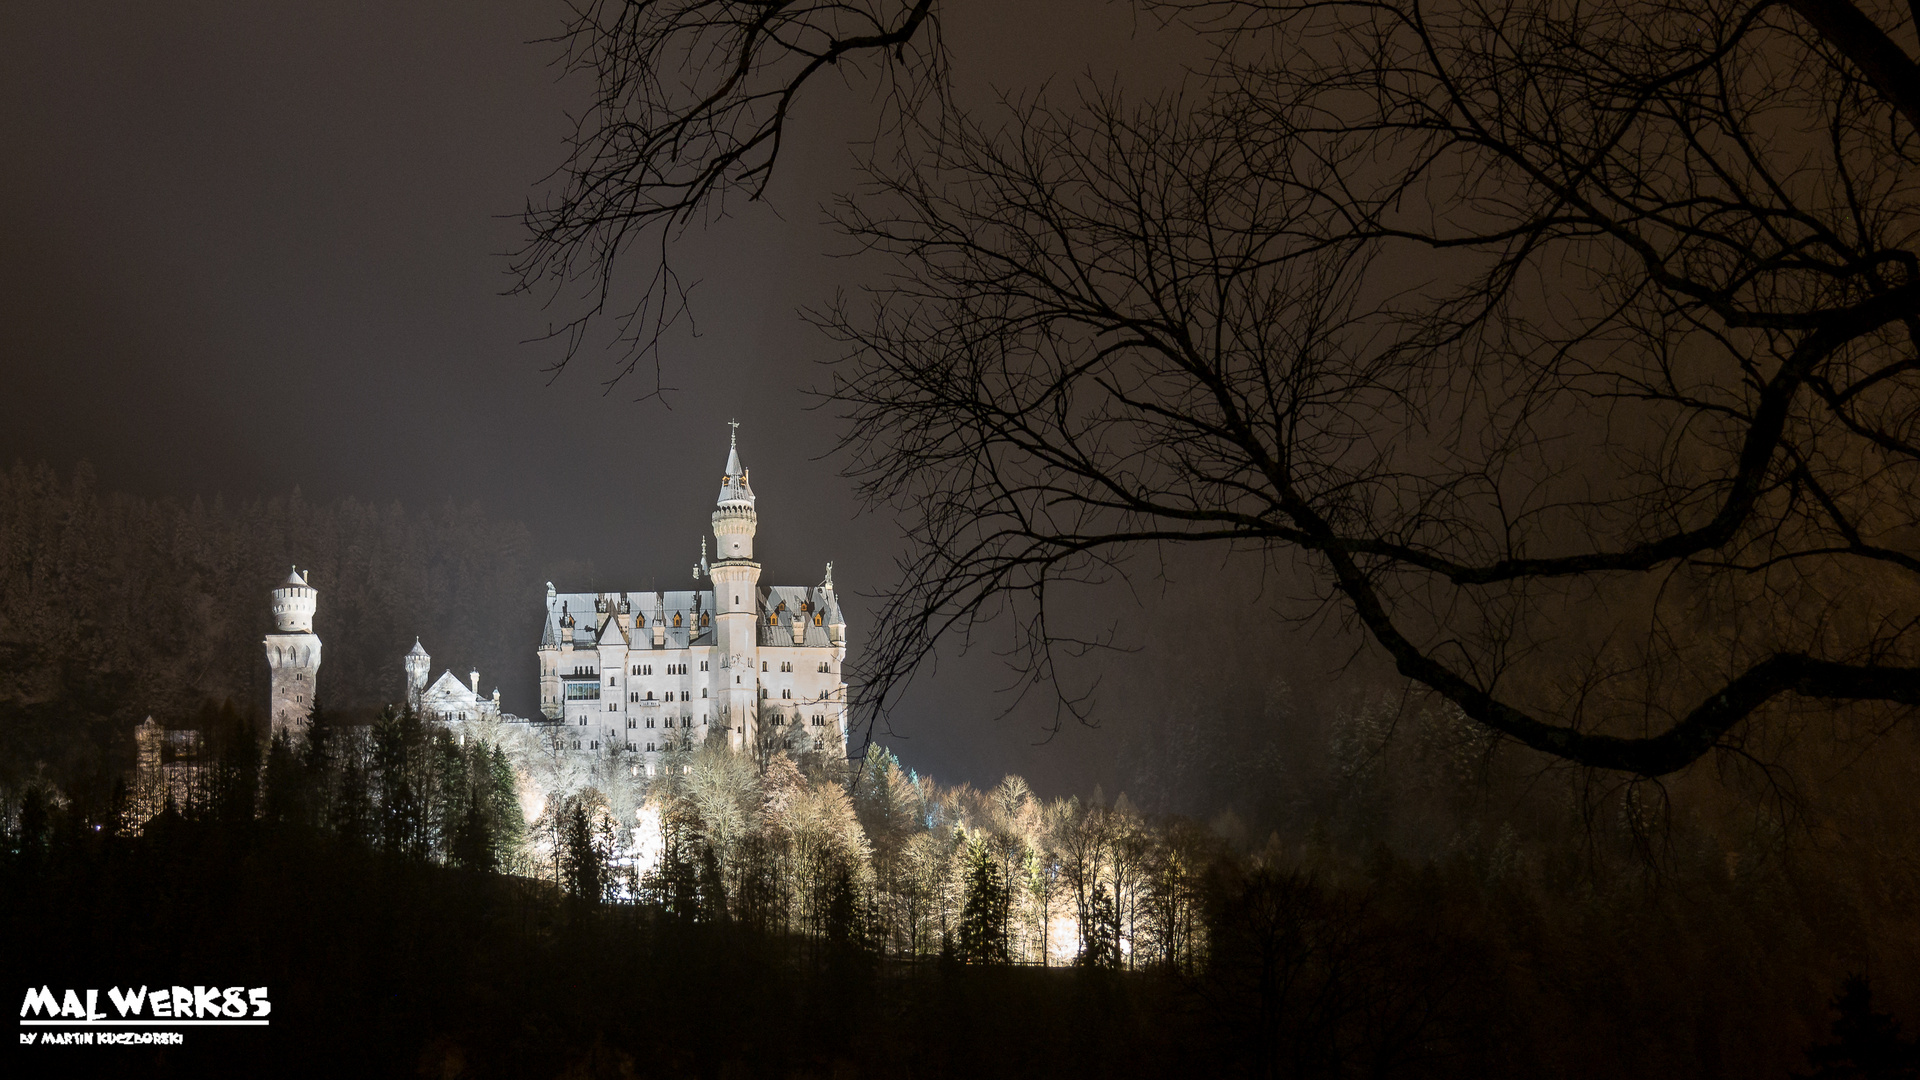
top-left (264, 568), bottom-right (322, 738)
top-left (405, 638), bottom-right (431, 699)
top-left (272, 568), bottom-right (317, 632)
top-left (712, 430), bottom-right (758, 561)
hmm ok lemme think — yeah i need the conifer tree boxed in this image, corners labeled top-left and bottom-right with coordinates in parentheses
top-left (486, 744), bottom-right (524, 858)
top-left (261, 728), bottom-right (304, 826)
top-left (1079, 883), bottom-right (1120, 970)
top-left (959, 836), bottom-right (1010, 964)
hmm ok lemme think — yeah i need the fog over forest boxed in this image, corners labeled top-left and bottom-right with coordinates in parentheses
top-left (11, 0), bottom-right (1920, 1076)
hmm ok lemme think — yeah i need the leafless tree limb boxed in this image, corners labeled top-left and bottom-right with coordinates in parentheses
top-left (513, 0), bottom-right (944, 394)
top-left (820, 0), bottom-right (1920, 776)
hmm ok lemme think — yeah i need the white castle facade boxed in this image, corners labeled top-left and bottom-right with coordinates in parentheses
top-left (259, 429), bottom-right (849, 769)
top-left (531, 431), bottom-right (848, 760)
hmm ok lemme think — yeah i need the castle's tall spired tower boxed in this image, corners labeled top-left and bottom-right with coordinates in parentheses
top-left (709, 423), bottom-right (761, 751)
top-left (405, 638), bottom-right (431, 706)
top-left (264, 568), bottom-right (323, 738)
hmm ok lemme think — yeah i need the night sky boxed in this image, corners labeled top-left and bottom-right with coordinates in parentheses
top-left (0, 2), bottom-right (1326, 796)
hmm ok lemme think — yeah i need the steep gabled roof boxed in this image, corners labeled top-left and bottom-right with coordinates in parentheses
top-left (759, 585), bottom-right (838, 647)
top-left (547, 590), bottom-right (715, 651)
top-left (424, 670), bottom-right (478, 703)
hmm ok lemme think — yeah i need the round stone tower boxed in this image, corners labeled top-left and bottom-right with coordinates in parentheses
top-left (264, 568), bottom-right (323, 738)
top-left (709, 423), bottom-right (762, 751)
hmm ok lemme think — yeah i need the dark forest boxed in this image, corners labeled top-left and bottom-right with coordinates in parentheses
top-left (6, 468), bottom-right (1920, 1078)
top-left (13, 0), bottom-right (1920, 1075)
top-left (0, 461), bottom-right (534, 798)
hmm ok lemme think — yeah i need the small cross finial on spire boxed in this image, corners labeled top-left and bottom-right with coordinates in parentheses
top-left (824, 561), bottom-right (834, 588)
top-left (728, 419), bottom-right (739, 448)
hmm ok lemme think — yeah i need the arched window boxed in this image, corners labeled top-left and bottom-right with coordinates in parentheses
top-left (673, 612), bottom-right (683, 627)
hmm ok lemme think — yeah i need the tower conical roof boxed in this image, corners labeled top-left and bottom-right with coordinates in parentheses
top-left (407, 638), bottom-right (429, 657)
top-left (717, 424), bottom-right (756, 508)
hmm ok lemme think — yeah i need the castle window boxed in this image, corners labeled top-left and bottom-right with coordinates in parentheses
top-left (760, 688), bottom-right (768, 699)
top-left (814, 614), bottom-right (822, 626)
top-left (702, 688), bottom-right (708, 698)
top-left (647, 742), bottom-right (655, 752)
top-left (762, 661), bottom-right (768, 672)
top-left (591, 741), bottom-right (599, 750)
top-left (626, 719), bottom-right (636, 729)
top-left (701, 613), bottom-right (710, 626)
top-left (579, 718), bottom-right (587, 726)
top-left (647, 691), bottom-right (655, 700)
top-left (782, 689), bottom-right (792, 698)
top-left (673, 612), bottom-right (682, 627)
top-left (700, 660), bottom-right (709, 671)
top-left (572, 740), bottom-right (581, 750)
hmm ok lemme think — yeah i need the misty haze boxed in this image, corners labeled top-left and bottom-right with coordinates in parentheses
top-left (7, 2), bottom-right (1920, 1078)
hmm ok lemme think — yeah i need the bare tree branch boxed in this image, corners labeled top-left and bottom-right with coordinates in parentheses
top-left (513, 0), bottom-right (944, 394)
top-left (820, 0), bottom-right (1920, 776)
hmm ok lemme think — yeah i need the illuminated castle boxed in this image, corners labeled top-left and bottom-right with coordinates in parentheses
top-left (533, 425), bottom-right (849, 762)
top-left (251, 427), bottom-right (847, 772)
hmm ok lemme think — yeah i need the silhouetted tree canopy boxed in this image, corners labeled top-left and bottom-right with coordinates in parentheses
top-left (519, 0), bottom-right (1920, 777)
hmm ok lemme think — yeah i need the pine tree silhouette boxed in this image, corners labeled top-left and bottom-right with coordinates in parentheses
top-left (1802, 975), bottom-right (1920, 1080)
